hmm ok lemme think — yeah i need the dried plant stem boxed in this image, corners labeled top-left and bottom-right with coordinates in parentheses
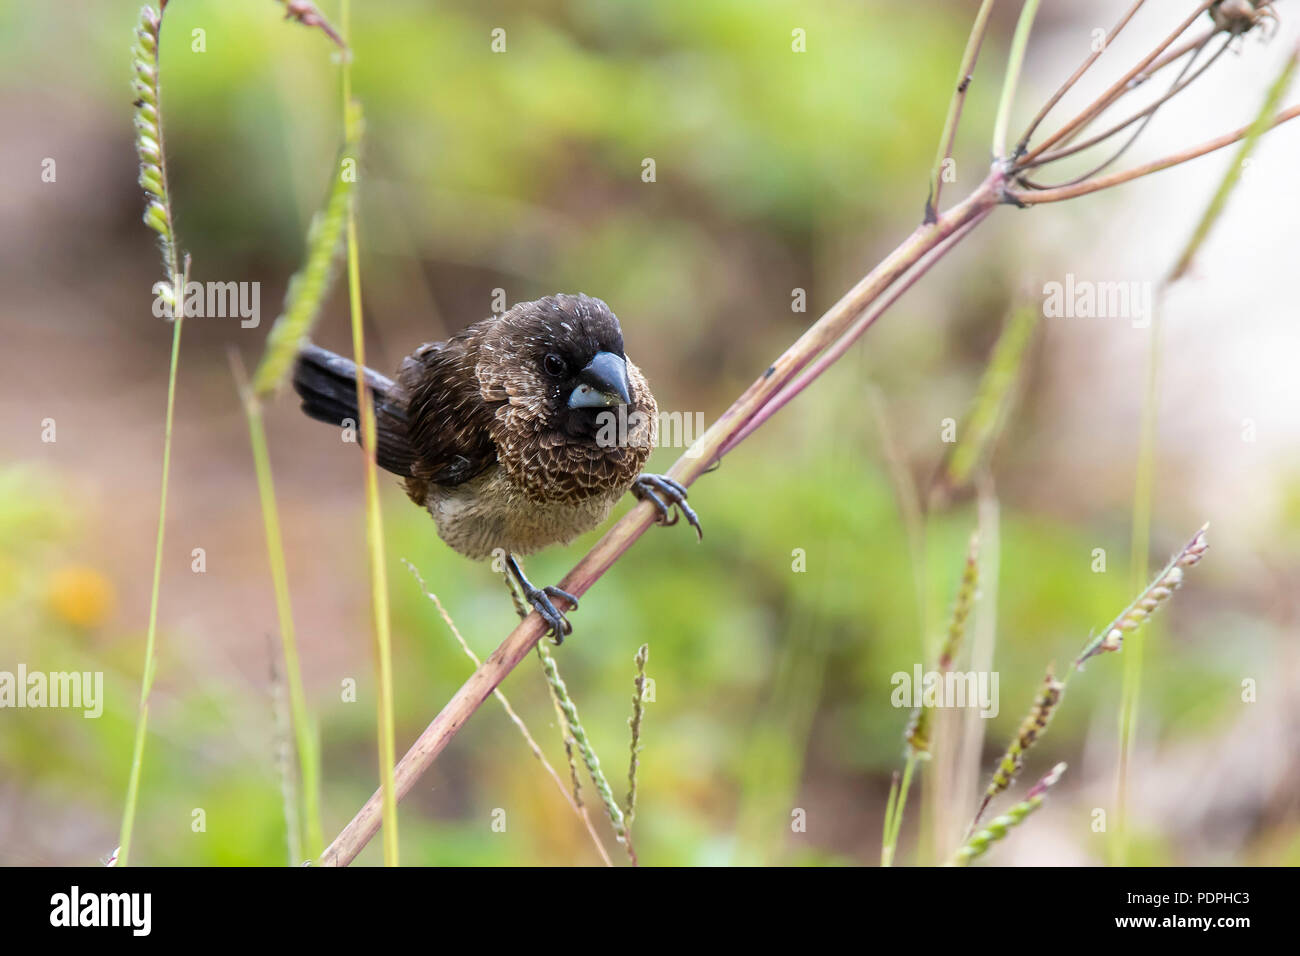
top-left (925, 0), bottom-right (997, 221)
top-left (720, 199), bottom-right (995, 456)
top-left (1021, 33), bottom-right (1224, 171)
top-left (1019, 1), bottom-right (1217, 165)
top-left (1008, 104), bottom-right (1300, 204)
top-left (1136, 26), bottom-right (1219, 92)
top-left (1015, 0), bottom-right (1148, 154)
top-left (1027, 20), bottom-right (1234, 165)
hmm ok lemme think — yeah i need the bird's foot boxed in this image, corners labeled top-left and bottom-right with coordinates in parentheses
top-left (506, 553), bottom-right (579, 643)
top-left (633, 474), bottom-right (702, 540)
top-left (523, 582), bottom-right (579, 643)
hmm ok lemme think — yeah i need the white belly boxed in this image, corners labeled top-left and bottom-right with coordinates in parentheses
top-left (426, 465), bottom-right (623, 560)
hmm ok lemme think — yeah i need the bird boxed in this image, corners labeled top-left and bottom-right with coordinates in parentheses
top-left (292, 292), bottom-right (700, 640)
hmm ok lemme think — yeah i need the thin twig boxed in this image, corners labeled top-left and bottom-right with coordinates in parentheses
top-left (1139, 26), bottom-right (1220, 88)
top-left (1043, 24), bottom-right (1226, 158)
top-left (1015, 0), bottom-right (1149, 154)
top-left (720, 201), bottom-right (995, 456)
top-left (1019, 1), bottom-right (1218, 166)
top-left (1007, 104), bottom-right (1300, 204)
top-left (925, 0), bottom-right (998, 222)
top-left (1019, 31), bottom-right (1223, 172)
top-left (1020, 33), bottom-right (1230, 189)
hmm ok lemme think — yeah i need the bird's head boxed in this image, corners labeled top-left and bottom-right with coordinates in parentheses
top-left (479, 293), bottom-right (646, 443)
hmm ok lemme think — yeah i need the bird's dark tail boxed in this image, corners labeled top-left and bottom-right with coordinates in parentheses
top-left (292, 344), bottom-right (417, 477)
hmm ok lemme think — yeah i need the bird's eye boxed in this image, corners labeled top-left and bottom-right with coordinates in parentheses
top-left (544, 353), bottom-right (567, 377)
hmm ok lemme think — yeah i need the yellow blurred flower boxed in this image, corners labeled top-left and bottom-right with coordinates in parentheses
top-left (47, 565), bottom-right (115, 630)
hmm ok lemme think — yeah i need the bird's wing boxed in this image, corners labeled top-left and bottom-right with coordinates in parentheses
top-left (397, 337), bottom-right (500, 486)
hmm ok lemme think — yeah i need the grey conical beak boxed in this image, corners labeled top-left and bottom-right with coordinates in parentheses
top-left (567, 351), bottom-right (632, 408)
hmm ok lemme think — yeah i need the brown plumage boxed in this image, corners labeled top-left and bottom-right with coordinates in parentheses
top-left (292, 293), bottom-right (699, 638)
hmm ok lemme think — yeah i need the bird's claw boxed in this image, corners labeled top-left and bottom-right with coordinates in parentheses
top-left (633, 474), bottom-right (702, 541)
top-left (524, 583), bottom-right (578, 643)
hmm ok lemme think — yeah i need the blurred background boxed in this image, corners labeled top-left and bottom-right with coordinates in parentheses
top-left (2, 0), bottom-right (1298, 866)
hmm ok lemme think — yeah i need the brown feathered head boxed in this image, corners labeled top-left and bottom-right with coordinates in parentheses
top-left (476, 293), bottom-right (645, 441)
top-left (471, 293), bottom-right (657, 500)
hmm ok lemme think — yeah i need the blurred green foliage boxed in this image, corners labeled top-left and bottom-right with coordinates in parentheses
top-left (2, 383), bottom-right (1272, 864)
top-left (1, 0), bottom-right (1293, 867)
